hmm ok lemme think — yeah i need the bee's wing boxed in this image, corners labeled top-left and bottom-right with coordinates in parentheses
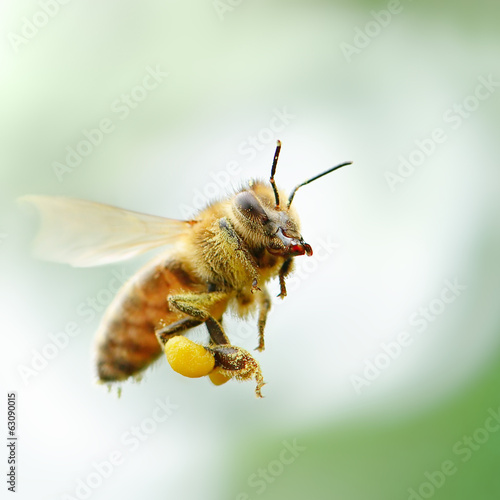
top-left (20, 195), bottom-right (193, 267)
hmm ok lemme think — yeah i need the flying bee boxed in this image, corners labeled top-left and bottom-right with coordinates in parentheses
top-left (21, 141), bottom-right (351, 397)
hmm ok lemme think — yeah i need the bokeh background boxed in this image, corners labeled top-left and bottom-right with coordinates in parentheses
top-left (1, 1), bottom-right (500, 499)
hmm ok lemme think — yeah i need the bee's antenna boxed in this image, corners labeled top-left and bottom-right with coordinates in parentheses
top-left (269, 140), bottom-right (282, 208)
top-left (288, 161), bottom-right (352, 207)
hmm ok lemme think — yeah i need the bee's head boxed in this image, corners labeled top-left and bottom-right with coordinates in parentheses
top-left (232, 183), bottom-right (312, 257)
top-left (232, 140), bottom-right (351, 258)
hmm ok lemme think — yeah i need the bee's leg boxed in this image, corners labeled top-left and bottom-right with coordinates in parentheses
top-left (154, 291), bottom-right (230, 347)
top-left (277, 257), bottom-right (294, 299)
top-left (168, 291), bottom-right (265, 397)
top-left (204, 317), bottom-right (230, 345)
top-left (155, 317), bottom-right (203, 346)
top-left (219, 218), bottom-right (260, 292)
top-left (208, 345), bottom-right (266, 398)
top-left (205, 315), bottom-right (266, 397)
top-left (256, 286), bottom-right (271, 352)
top-left (167, 291), bottom-right (232, 344)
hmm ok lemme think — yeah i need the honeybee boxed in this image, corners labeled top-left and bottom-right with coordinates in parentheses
top-left (22, 141), bottom-right (351, 397)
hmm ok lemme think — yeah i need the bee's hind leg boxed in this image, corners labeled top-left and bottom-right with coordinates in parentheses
top-left (155, 317), bottom-right (203, 346)
top-left (208, 343), bottom-right (266, 398)
top-left (256, 286), bottom-right (271, 352)
top-left (166, 292), bottom-right (265, 397)
top-left (204, 315), bottom-right (265, 398)
top-left (166, 291), bottom-right (231, 344)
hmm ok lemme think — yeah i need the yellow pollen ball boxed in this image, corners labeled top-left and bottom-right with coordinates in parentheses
top-left (165, 337), bottom-right (215, 378)
top-left (208, 367), bottom-right (233, 386)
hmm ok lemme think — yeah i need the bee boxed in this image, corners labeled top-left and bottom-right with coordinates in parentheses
top-left (21, 141), bottom-right (351, 397)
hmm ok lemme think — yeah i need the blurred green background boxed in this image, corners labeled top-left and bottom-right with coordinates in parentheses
top-left (1, 1), bottom-right (500, 499)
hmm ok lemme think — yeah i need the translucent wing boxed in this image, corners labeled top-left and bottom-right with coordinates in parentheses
top-left (19, 195), bottom-right (192, 267)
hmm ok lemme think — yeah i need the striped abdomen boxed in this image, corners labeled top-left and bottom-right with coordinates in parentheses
top-left (95, 253), bottom-right (205, 382)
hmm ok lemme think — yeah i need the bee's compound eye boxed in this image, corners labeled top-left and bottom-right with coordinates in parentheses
top-left (164, 337), bottom-right (215, 378)
top-left (234, 192), bottom-right (269, 223)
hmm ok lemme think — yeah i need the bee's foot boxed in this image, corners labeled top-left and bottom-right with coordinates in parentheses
top-left (209, 344), bottom-right (265, 398)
